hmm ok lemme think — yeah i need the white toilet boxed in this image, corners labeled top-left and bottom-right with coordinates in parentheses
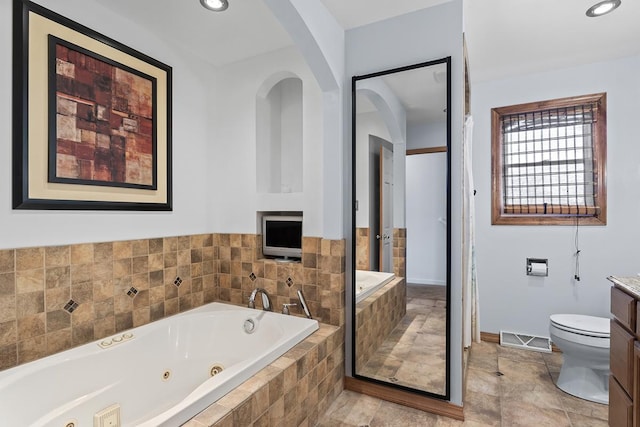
top-left (549, 314), bottom-right (610, 404)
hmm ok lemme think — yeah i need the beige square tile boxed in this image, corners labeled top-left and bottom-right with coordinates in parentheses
top-left (0, 272), bottom-right (15, 296)
top-left (178, 236), bottom-right (190, 251)
top-left (46, 328), bottom-right (72, 355)
top-left (46, 310), bottom-right (70, 333)
top-left (132, 239), bottom-right (149, 257)
top-left (16, 291), bottom-right (44, 317)
top-left (113, 259), bottom-right (132, 279)
top-left (16, 248), bottom-right (44, 271)
top-left (70, 244), bottom-right (93, 265)
top-left (46, 287), bottom-right (70, 312)
top-left (17, 313), bottom-right (45, 339)
top-left (17, 335), bottom-right (46, 363)
top-left (72, 321), bottom-right (94, 345)
top-left (0, 344), bottom-right (17, 370)
top-left (45, 266), bottom-right (70, 289)
top-left (149, 237), bottom-right (165, 254)
top-left (94, 242), bottom-right (114, 263)
top-left (113, 240), bottom-right (133, 260)
top-left (0, 320), bottom-right (17, 347)
top-left (71, 263), bottom-right (92, 284)
top-left (45, 246), bottom-right (70, 268)
top-left (16, 269), bottom-right (44, 294)
top-left (0, 250), bottom-right (15, 273)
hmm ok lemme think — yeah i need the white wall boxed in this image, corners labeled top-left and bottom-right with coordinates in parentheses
top-left (472, 54), bottom-right (640, 338)
top-left (406, 153), bottom-right (447, 285)
top-left (346, 0), bottom-right (465, 405)
top-left (0, 0), bottom-right (213, 250)
top-left (407, 121), bottom-right (447, 150)
top-left (210, 47), bottom-right (324, 237)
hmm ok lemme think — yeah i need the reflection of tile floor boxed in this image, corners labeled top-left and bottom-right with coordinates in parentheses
top-left (319, 342), bottom-right (609, 426)
top-left (358, 284), bottom-right (447, 394)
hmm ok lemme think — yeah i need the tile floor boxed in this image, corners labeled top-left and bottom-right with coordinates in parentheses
top-left (359, 284), bottom-right (447, 394)
top-left (318, 341), bottom-right (609, 426)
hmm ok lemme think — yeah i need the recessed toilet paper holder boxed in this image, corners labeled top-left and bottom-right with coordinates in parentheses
top-left (527, 258), bottom-right (548, 276)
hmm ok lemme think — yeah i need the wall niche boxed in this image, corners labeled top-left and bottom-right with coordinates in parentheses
top-left (256, 74), bottom-right (303, 194)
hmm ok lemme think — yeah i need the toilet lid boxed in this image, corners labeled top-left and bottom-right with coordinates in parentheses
top-left (550, 314), bottom-right (610, 337)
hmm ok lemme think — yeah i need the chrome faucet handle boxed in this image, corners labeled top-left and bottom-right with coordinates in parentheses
top-left (282, 303), bottom-right (297, 315)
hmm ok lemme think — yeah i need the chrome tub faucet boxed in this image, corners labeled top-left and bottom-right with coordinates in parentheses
top-left (248, 288), bottom-right (273, 311)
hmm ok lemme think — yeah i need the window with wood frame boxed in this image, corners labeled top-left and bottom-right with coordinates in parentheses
top-left (491, 93), bottom-right (606, 225)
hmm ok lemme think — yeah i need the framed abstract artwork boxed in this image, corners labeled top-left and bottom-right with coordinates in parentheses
top-left (12, 0), bottom-right (173, 210)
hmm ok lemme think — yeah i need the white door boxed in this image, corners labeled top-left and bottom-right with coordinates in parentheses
top-left (380, 145), bottom-right (394, 273)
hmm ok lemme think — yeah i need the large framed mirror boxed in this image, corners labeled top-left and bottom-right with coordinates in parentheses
top-left (351, 57), bottom-right (451, 400)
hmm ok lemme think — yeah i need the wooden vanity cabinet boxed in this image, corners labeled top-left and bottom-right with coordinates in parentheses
top-left (610, 285), bottom-right (637, 427)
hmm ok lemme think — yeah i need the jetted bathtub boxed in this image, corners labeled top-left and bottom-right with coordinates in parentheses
top-left (0, 302), bottom-right (318, 426)
top-left (355, 270), bottom-right (396, 303)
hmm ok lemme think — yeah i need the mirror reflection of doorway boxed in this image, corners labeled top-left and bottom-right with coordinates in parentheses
top-left (368, 135), bottom-right (393, 272)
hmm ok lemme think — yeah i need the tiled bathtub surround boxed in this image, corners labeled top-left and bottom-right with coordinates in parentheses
top-left (393, 228), bottom-right (406, 279)
top-left (356, 227), bottom-right (406, 278)
top-left (0, 234), bottom-right (346, 372)
top-left (355, 228), bottom-right (369, 270)
top-left (0, 234), bottom-right (217, 371)
top-left (216, 235), bottom-right (346, 327)
top-left (185, 323), bottom-right (345, 426)
top-left (354, 277), bottom-right (406, 371)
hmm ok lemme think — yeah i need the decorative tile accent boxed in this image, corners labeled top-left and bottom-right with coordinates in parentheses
top-left (249, 272), bottom-right (257, 281)
top-left (63, 299), bottom-right (78, 314)
top-left (286, 277), bottom-right (293, 287)
top-left (127, 287), bottom-right (138, 298)
top-left (173, 277), bottom-right (183, 287)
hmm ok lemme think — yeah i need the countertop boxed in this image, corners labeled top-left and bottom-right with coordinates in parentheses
top-left (608, 275), bottom-right (640, 299)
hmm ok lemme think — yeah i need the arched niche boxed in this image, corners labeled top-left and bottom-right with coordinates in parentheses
top-left (256, 72), bottom-right (303, 194)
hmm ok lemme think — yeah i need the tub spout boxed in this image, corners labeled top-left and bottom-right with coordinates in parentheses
top-left (248, 288), bottom-right (272, 311)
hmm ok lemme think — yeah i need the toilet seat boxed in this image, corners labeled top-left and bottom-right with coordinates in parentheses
top-left (550, 314), bottom-right (609, 338)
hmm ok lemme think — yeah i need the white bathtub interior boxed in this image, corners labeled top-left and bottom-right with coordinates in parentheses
top-left (355, 270), bottom-right (396, 303)
top-left (0, 302), bottom-right (318, 427)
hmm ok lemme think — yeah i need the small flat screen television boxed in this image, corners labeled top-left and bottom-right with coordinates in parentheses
top-left (262, 215), bottom-right (303, 260)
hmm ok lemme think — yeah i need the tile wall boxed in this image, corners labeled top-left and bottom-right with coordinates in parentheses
top-left (0, 233), bottom-right (346, 372)
top-left (354, 227), bottom-right (406, 279)
top-left (355, 228), bottom-right (369, 271)
top-left (216, 235), bottom-right (345, 327)
top-left (186, 323), bottom-right (345, 427)
top-left (354, 278), bottom-right (406, 371)
top-left (393, 228), bottom-right (406, 278)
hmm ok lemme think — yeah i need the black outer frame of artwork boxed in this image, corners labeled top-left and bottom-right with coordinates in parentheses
top-left (12, 0), bottom-right (173, 211)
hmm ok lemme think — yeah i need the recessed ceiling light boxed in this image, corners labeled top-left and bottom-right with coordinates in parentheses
top-left (200, 0), bottom-right (229, 12)
top-left (586, 0), bottom-right (621, 17)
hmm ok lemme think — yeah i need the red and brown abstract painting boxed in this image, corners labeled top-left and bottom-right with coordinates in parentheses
top-left (50, 37), bottom-right (156, 189)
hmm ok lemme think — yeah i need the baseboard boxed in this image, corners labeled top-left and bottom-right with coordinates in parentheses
top-left (344, 377), bottom-right (464, 421)
top-left (480, 331), bottom-right (561, 352)
top-left (480, 332), bottom-right (500, 344)
top-left (406, 278), bottom-right (446, 286)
